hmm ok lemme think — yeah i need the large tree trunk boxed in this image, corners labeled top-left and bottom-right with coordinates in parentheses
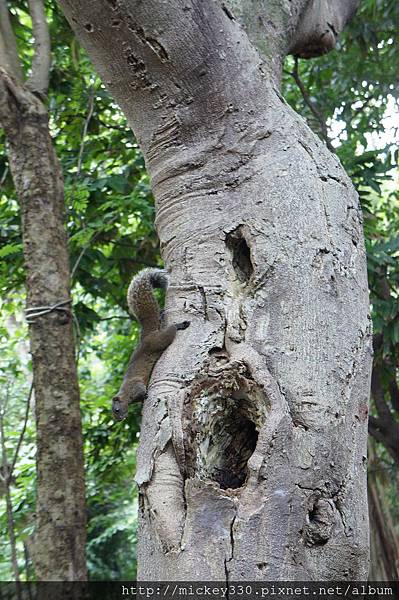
top-left (58, 0), bottom-right (371, 580)
top-left (0, 72), bottom-right (87, 580)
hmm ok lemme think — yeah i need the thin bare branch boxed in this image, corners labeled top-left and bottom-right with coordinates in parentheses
top-left (389, 376), bottom-right (399, 413)
top-left (76, 88), bottom-right (95, 178)
top-left (99, 315), bottom-right (130, 322)
top-left (10, 381), bottom-right (33, 476)
top-left (0, 397), bottom-right (22, 591)
top-left (290, 57), bottom-right (335, 153)
top-left (373, 331), bottom-right (399, 413)
top-left (0, 165), bottom-right (9, 186)
top-left (0, 0), bottom-right (23, 82)
top-left (67, 88), bottom-right (96, 283)
top-left (373, 333), bottom-right (383, 353)
top-left (70, 214), bottom-right (118, 281)
top-left (26, 0), bottom-right (51, 96)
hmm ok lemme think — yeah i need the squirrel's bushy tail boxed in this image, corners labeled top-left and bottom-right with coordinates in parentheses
top-left (127, 268), bottom-right (168, 335)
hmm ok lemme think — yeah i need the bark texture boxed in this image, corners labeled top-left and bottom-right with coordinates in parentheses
top-left (26, 0), bottom-right (51, 95)
top-left (58, 0), bottom-right (371, 580)
top-left (0, 0), bottom-right (23, 82)
top-left (0, 71), bottom-right (87, 581)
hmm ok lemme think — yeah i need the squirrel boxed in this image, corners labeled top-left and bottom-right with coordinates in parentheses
top-left (112, 268), bottom-right (190, 420)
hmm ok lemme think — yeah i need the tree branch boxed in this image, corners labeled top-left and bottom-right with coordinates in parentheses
top-left (371, 367), bottom-right (392, 421)
top-left (75, 88), bottom-right (94, 178)
top-left (368, 416), bottom-right (395, 452)
top-left (0, 393), bottom-right (22, 591)
top-left (0, 0), bottom-right (23, 82)
top-left (0, 67), bottom-right (44, 140)
top-left (373, 333), bottom-right (383, 353)
top-left (290, 57), bottom-right (335, 153)
top-left (98, 315), bottom-right (130, 322)
top-left (10, 382), bottom-right (33, 476)
top-left (289, 0), bottom-right (361, 58)
top-left (375, 267), bottom-right (391, 301)
top-left (70, 214), bottom-right (118, 282)
top-left (369, 414), bottom-right (399, 466)
top-left (223, 0), bottom-right (310, 83)
top-left (388, 376), bottom-right (399, 414)
top-left (26, 0), bottom-right (51, 96)
top-left (224, 0), bottom-right (361, 83)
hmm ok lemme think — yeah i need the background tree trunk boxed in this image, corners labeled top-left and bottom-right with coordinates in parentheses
top-left (0, 1), bottom-right (87, 578)
top-left (58, 0), bottom-right (371, 580)
top-left (368, 442), bottom-right (399, 580)
top-left (0, 73), bottom-right (87, 581)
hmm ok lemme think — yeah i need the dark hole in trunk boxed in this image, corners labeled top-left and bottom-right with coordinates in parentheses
top-left (211, 413), bottom-right (258, 489)
top-left (187, 393), bottom-right (259, 490)
top-left (226, 227), bottom-right (253, 283)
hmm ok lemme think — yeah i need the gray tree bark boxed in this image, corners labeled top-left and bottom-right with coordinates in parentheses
top-left (57, 0), bottom-right (371, 580)
top-left (0, 2), bottom-right (87, 581)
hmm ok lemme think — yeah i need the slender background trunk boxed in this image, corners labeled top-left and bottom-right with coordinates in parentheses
top-left (0, 0), bottom-right (87, 580)
top-left (58, 0), bottom-right (371, 580)
top-left (368, 442), bottom-right (399, 580)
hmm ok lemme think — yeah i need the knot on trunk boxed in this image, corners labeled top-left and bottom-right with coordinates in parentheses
top-left (304, 497), bottom-right (335, 546)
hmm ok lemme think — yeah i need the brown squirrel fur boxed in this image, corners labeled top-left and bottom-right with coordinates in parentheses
top-left (112, 268), bottom-right (189, 420)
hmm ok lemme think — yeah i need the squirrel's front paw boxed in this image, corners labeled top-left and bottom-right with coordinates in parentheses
top-left (176, 320), bottom-right (190, 330)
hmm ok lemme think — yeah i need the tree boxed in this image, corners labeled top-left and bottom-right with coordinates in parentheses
top-left (56, 0), bottom-right (372, 580)
top-left (368, 441), bottom-right (399, 580)
top-left (0, 0), bottom-right (86, 580)
top-left (0, 2), bottom-right (157, 580)
top-left (281, 0), bottom-right (399, 579)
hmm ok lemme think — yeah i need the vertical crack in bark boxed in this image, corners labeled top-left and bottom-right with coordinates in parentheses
top-left (224, 514), bottom-right (236, 588)
top-left (199, 285), bottom-right (209, 320)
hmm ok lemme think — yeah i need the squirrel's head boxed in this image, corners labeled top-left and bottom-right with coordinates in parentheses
top-left (112, 381), bottom-right (147, 420)
top-left (112, 395), bottom-right (128, 421)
